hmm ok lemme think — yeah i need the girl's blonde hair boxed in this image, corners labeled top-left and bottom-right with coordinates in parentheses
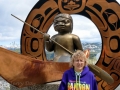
top-left (69, 50), bottom-right (88, 67)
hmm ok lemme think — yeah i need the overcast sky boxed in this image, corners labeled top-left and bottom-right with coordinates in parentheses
top-left (0, 0), bottom-right (120, 47)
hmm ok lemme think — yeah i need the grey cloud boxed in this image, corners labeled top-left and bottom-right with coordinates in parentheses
top-left (0, 0), bottom-right (120, 46)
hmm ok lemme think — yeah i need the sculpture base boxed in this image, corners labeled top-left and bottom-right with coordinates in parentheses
top-left (10, 82), bottom-right (60, 90)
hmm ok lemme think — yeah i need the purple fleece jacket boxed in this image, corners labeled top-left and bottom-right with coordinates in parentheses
top-left (59, 66), bottom-right (98, 90)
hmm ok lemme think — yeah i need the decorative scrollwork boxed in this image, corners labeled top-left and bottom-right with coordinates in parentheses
top-left (21, 0), bottom-right (120, 89)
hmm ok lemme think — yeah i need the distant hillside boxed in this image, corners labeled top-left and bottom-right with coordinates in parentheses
top-left (46, 42), bottom-right (102, 60)
top-left (1, 42), bottom-right (102, 60)
top-left (0, 45), bottom-right (20, 53)
top-left (82, 42), bottom-right (102, 53)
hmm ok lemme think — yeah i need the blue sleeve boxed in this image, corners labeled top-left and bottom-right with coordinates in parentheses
top-left (93, 77), bottom-right (98, 90)
top-left (59, 72), bottom-right (68, 90)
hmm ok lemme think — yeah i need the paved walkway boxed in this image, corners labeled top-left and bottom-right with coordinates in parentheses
top-left (0, 77), bottom-right (10, 90)
top-left (0, 77), bottom-right (120, 90)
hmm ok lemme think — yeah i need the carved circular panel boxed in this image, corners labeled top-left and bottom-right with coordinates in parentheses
top-left (21, 0), bottom-right (120, 89)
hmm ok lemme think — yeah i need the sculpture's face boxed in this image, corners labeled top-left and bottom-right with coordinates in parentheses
top-left (54, 16), bottom-right (72, 34)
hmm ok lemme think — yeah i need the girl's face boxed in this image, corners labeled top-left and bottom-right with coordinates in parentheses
top-left (73, 57), bottom-right (85, 72)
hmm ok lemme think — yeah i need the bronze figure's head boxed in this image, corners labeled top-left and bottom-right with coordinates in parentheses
top-left (53, 13), bottom-right (73, 33)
